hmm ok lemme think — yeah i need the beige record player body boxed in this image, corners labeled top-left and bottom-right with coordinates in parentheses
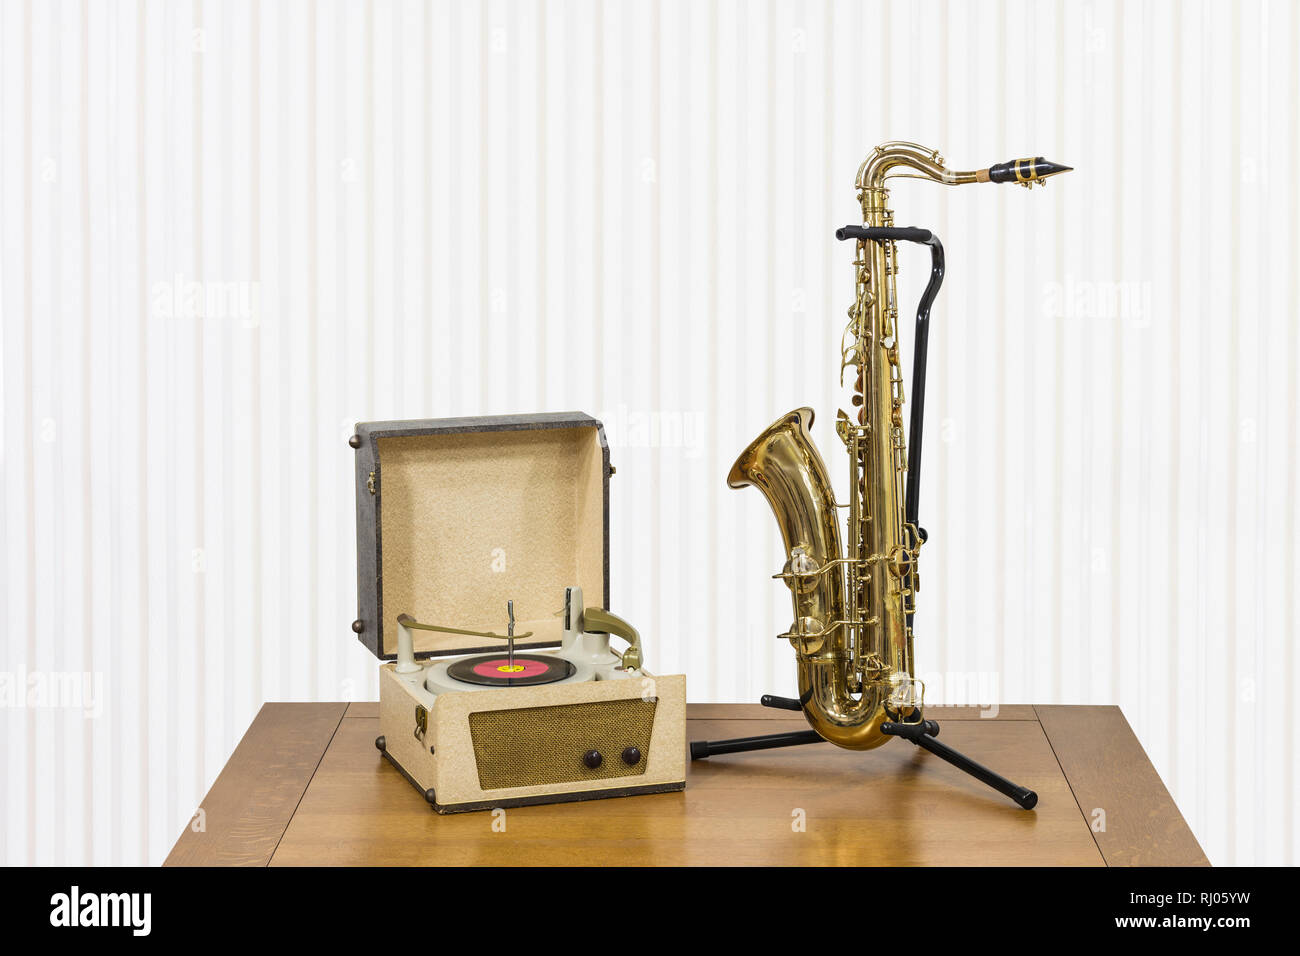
top-left (378, 585), bottom-right (686, 813)
top-left (351, 413), bottom-right (686, 813)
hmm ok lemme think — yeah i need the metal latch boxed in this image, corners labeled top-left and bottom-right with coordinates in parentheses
top-left (414, 704), bottom-right (428, 742)
top-left (367, 471), bottom-right (377, 495)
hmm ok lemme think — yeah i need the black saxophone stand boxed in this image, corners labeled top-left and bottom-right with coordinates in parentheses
top-left (690, 225), bottom-right (1038, 812)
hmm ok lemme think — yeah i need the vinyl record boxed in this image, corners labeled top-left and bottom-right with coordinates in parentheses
top-left (445, 653), bottom-right (577, 687)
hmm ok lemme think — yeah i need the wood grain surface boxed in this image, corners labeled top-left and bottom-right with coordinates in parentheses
top-left (164, 702), bottom-right (347, 866)
top-left (165, 702), bottom-right (1206, 867)
top-left (1035, 705), bottom-right (1209, 866)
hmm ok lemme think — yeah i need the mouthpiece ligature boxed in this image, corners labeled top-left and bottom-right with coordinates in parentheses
top-left (983, 156), bottom-right (1073, 188)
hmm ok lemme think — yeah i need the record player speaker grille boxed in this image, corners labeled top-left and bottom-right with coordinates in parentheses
top-left (468, 698), bottom-right (658, 790)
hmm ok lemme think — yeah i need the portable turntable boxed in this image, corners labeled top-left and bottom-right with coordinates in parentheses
top-left (350, 412), bottom-right (686, 813)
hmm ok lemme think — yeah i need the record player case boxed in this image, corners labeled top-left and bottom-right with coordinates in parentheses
top-left (350, 412), bottom-right (686, 812)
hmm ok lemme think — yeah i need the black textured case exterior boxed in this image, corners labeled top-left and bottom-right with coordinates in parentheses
top-left (351, 412), bottom-right (611, 660)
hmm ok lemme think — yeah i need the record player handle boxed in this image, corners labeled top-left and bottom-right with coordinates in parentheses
top-left (582, 607), bottom-right (644, 671)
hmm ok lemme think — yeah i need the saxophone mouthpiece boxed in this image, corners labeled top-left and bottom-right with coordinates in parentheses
top-left (981, 156), bottom-right (1072, 188)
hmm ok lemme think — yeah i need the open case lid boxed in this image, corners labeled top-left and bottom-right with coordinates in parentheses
top-left (351, 412), bottom-right (610, 660)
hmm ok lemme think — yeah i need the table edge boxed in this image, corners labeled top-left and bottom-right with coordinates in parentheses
top-left (163, 701), bottom-right (348, 867)
top-left (1034, 704), bottom-right (1210, 867)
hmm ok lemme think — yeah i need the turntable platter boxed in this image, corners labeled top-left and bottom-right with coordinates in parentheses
top-left (445, 653), bottom-right (577, 688)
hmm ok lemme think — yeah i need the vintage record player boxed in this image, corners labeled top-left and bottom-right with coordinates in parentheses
top-left (350, 412), bottom-right (686, 813)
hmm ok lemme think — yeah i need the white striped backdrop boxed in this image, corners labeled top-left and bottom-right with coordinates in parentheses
top-left (1, 0), bottom-right (1296, 867)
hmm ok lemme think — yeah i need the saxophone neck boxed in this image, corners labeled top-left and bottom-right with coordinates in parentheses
top-left (855, 141), bottom-right (1072, 197)
top-left (855, 142), bottom-right (976, 195)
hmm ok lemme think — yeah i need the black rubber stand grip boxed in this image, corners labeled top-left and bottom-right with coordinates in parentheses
top-left (880, 719), bottom-right (941, 739)
top-left (836, 224), bottom-right (934, 244)
top-left (882, 720), bottom-right (1037, 810)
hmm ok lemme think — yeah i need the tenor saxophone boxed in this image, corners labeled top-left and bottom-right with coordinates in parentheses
top-left (730, 142), bottom-right (1070, 750)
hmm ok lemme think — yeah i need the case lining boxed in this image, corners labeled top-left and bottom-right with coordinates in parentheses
top-left (376, 426), bottom-right (605, 657)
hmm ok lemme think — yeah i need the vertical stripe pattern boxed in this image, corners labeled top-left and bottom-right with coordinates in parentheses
top-left (0, 0), bottom-right (1297, 867)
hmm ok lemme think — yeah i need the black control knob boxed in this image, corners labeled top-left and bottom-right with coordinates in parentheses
top-left (621, 746), bottom-right (642, 766)
top-left (582, 749), bottom-right (603, 769)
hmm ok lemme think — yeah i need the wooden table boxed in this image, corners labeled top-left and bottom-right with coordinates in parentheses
top-left (165, 702), bottom-right (1207, 867)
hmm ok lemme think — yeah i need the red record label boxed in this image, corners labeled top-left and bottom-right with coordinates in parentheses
top-left (470, 657), bottom-right (552, 679)
top-left (445, 652), bottom-right (577, 687)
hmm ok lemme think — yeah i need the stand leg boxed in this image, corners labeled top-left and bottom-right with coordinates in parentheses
top-left (691, 702), bottom-right (1037, 811)
top-left (881, 720), bottom-right (1037, 810)
top-left (690, 729), bottom-right (823, 760)
top-left (689, 694), bottom-right (818, 759)
top-left (759, 694), bottom-right (803, 712)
